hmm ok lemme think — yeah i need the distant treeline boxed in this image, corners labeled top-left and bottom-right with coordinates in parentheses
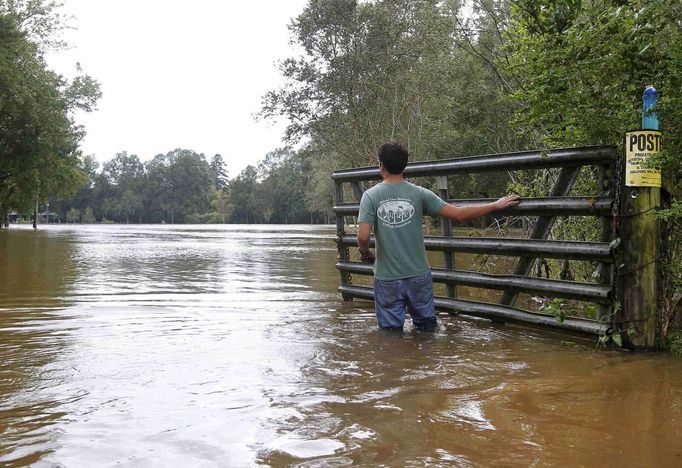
top-left (47, 148), bottom-right (334, 224)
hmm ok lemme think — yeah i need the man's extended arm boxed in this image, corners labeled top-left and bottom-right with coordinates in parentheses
top-left (439, 195), bottom-right (520, 222)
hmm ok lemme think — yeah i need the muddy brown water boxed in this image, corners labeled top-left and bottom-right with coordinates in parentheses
top-left (1, 225), bottom-right (681, 467)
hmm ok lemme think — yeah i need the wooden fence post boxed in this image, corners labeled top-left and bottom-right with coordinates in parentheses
top-left (616, 167), bottom-right (661, 349)
top-left (615, 86), bottom-right (663, 350)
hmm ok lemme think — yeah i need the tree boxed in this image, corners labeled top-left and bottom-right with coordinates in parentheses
top-left (101, 152), bottom-right (145, 222)
top-left (228, 165), bottom-right (259, 223)
top-left (259, 0), bottom-right (521, 223)
top-left (301, 148), bottom-right (335, 223)
top-left (82, 207), bottom-right (95, 223)
top-left (66, 207), bottom-right (80, 223)
top-left (256, 149), bottom-right (310, 223)
top-left (262, 1), bottom-right (522, 163)
top-left (165, 149), bottom-right (212, 223)
top-left (209, 154), bottom-right (229, 189)
top-left (208, 187), bottom-right (232, 223)
top-left (144, 153), bottom-right (172, 223)
top-left (0, 3), bottom-right (101, 226)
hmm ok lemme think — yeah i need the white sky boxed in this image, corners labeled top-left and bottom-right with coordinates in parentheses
top-left (46, 0), bottom-right (308, 177)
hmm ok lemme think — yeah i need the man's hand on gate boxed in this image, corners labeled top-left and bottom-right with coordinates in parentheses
top-left (494, 194), bottom-right (521, 210)
top-left (359, 248), bottom-right (375, 264)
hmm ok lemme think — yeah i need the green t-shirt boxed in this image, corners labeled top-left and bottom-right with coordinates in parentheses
top-left (358, 181), bottom-right (446, 280)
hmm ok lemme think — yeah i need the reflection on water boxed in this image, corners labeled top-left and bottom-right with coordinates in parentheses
top-left (1, 225), bottom-right (681, 466)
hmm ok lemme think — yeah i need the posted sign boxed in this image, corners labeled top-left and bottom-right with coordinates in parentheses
top-left (625, 130), bottom-right (662, 187)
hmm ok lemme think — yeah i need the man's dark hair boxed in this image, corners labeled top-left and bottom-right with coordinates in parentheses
top-left (378, 142), bottom-right (408, 174)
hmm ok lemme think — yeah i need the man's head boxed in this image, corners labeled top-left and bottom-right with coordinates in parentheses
top-left (378, 142), bottom-right (408, 175)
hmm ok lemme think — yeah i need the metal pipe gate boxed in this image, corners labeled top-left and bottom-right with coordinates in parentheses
top-left (331, 146), bottom-right (619, 336)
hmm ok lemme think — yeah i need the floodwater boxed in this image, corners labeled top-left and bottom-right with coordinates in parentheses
top-left (1, 225), bottom-right (681, 467)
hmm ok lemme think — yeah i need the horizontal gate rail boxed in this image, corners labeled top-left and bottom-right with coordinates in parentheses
top-left (331, 146), bottom-right (617, 182)
top-left (333, 196), bottom-right (613, 217)
top-left (336, 261), bottom-right (612, 304)
top-left (339, 235), bottom-right (613, 262)
top-left (338, 284), bottom-right (606, 336)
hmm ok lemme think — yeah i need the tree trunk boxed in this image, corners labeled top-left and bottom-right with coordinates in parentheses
top-left (559, 259), bottom-right (574, 281)
top-left (33, 196), bottom-right (38, 229)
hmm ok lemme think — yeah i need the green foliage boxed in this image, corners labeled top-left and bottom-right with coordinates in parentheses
top-left (82, 207), bottom-right (95, 223)
top-left (504, 0), bottom-right (682, 156)
top-left (261, 0), bottom-right (527, 171)
top-left (228, 165), bottom-right (258, 224)
top-left (209, 187), bottom-right (232, 224)
top-left (209, 154), bottom-right (229, 189)
top-left (257, 0), bottom-right (533, 225)
top-left (49, 149), bottom-right (215, 224)
top-left (665, 329), bottom-right (682, 357)
top-left (541, 297), bottom-right (566, 323)
top-left (502, 0), bottom-right (682, 336)
top-left (304, 158), bottom-right (334, 218)
top-left (223, 148), bottom-right (317, 224)
top-left (0, 2), bottom-right (100, 218)
top-left (0, 0), bottom-right (70, 50)
top-left (48, 146), bottom-right (325, 225)
top-left (101, 152), bottom-right (145, 222)
top-left (66, 207), bottom-right (80, 223)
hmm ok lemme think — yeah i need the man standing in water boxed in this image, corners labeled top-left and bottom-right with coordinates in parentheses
top-left (357, 142), bottom-right (520, 332)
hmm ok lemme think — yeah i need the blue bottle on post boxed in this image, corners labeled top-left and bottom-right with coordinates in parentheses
top-left (642, 85), bottom-right (659, 130)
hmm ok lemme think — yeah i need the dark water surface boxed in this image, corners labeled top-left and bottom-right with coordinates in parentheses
top-left (1, 225), bottom-right (681, 467)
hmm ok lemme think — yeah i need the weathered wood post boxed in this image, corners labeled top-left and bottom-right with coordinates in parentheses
top-left (615, 85), bottom-right (662, 349)
top-left (436, 176), bottom-right (456, 299)
top-left (616, 175), bottom-right (661, 348)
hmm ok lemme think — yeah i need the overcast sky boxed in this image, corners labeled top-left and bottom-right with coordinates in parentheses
top-left (46, 0), bottom-right (308, 177)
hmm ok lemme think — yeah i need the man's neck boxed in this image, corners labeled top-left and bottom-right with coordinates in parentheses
top-left (382, 173), bottom-right (404, 184)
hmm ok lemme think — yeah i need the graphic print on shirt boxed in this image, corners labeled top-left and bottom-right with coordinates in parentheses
top-left (377, 198), bottom-right (415, 229)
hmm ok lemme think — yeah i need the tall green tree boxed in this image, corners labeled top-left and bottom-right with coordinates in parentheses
top-left (166, 149), bottom-right (212, 223)
top-left (256, 149), bottom-right (310, 223)
top-left (0, 2), bottom-right (100, 225)
top-left (228, 165), bottom-right (259, 224)
top-left (260, 0), bottom-right (522, 217)
top-left (102, 152), bottom-right (145, 223)
top-left (143, 149), bottom-right (213, 223)
top-left (209, 153), bottom-right (229, 189)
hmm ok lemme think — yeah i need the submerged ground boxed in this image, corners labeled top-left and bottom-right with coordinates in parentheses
top-left (1, 225), bottom-right (681, 466)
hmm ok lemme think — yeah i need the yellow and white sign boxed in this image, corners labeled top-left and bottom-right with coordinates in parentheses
top-left (625, 130), bottom-right (662, 187)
